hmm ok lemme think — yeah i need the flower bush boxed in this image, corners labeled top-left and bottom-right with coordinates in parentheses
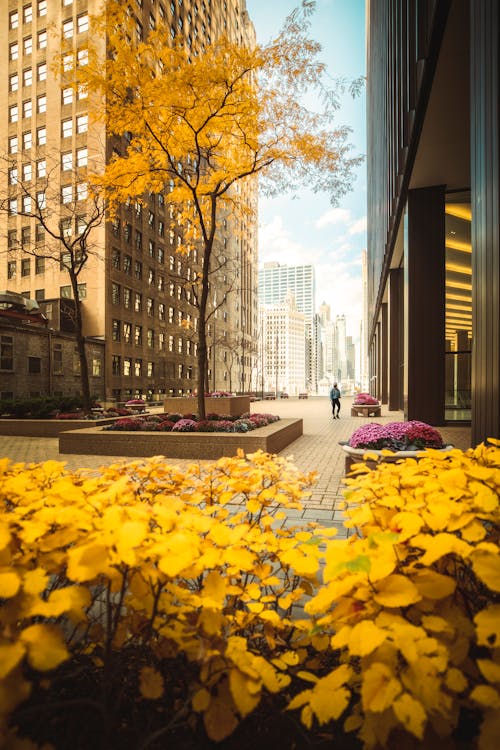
top-left (171, 418), bottom-right (198, 432)
top-left (125, 398), bottom-right (145, 405)
top-left (353, 392), bottom-right (379, 406)
top-left (104, 413), bottom-right (280, 433)
top-left (349, 420), bottom-right (445, 451)
top-left (0, 441), bottom-right (500, 749)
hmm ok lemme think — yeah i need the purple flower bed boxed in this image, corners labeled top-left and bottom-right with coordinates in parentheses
top-left (353, 393), bottom-right (379, 406)
top-left (104, 412), bottom-right (280, 433)
top-left (349, 420), bottom-right (445, 451)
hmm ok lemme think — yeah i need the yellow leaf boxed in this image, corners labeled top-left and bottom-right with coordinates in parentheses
top-left (475, 606), bottom-right (500, 647)
top-left (296, 671), bottom-right (319, 684)
top-left (198, 609), bottom-right (225, 636)
top-left (0, 569), bottom-right (21, 598)
top-left (0, 642), bottom-right (25, 679)
top-left (344, 713), bottom-right (363, 733)
top-left (201, 570), bottom-right (227, 608)
top-left (413, 569), bottom-right (456, 599)
top-left (139, 666), bottom-right (164, 700)
top-left (22, 568), bottom-right (49, 595)
top-left (373, 575), bottom-right (421, 608)
top-left (29, 585), bottom-right (91, 621)
top-left (348, 620), bottom-right (387, 656)
top-left (460, 519), bottom-right (487, 542)
top-left (445, 667), bottom-right (467, 693)
top-left (20, 624), bottom-right (69, 671)
top-left (470, 685), bottom-right (500, 709)
top-left (203, 697), bottom-right (238, 742)
top-left (415, 533), bottom-right (472, 565)
top-left (477, 659), bottom-right (500, 684)
top-left (66, 543), bottom-right (113, 582)
top-left (0, 525), bottom-right (11, 551)
top-left (471, 551), bottom-right (500, 592)
top-left (361, 662), bottom-right (402, 712)
top-left (115, 520), bottom-right (148, 564)
top-left (393, 693), bottom-right (426, 739)
top-left (192, 687), bottom-right (211, 712)
top-left (229, 668), bottom-right (260, 717)
top-left (390, 511), bottom-right (424, 541)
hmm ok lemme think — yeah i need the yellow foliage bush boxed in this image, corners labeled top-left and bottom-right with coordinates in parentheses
top-left (0, 441), bottom-right (499, 749)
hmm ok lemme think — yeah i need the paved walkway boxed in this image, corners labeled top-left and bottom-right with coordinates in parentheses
top-left (0, 397), bottom-right (472, 535)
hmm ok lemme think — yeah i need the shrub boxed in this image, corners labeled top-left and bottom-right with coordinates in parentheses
top-left (1, 442), bottom-right (499, 749)
top-left (349, 420), bottom-right (444, 451)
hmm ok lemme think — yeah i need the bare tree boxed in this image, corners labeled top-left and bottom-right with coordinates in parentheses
top-left (0, 154), bottom-right (106, 413)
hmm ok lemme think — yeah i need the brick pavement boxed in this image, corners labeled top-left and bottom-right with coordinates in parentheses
top-left (0, 397), bottom-right (471, 535)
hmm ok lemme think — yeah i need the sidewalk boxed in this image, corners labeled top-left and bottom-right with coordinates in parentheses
top-left (0, 397), bottom-right (471, 535)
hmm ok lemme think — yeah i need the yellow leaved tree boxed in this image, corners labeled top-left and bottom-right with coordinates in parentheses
top-left (81, 0), bottom-right (362, 417)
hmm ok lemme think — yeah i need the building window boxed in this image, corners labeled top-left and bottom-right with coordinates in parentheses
top-left (23, 100), bottom-right (32, 119)
top-left (9, 137), bottom-right (18, 155)
top-left (147, 329), bottom-right (154, 348)
top-left (62, 119), bottom-right (73, 138)
top-left (24, 6), bottom-right (33, 24)
top-left (9, 105), bottom-right (18, 124)
top-left (76, 183), bottom-right (88, 201)
top-left (135, 230), bottom-right (142, 251)
top-left (7, 262), bottom-right (17, 280)
top-left (23, 131), bottom-right (32, 150)
top-left (37, 159), bottom-right (46, 178)
top-left (77, 14), bottom-right (89, 33)
top-left (123, 357), bottom-right (132, 376)
top-left (37, 94), bottom-right (47, 113)
top-left (134, 261), bottom-right (142, 279)
top-left (76, 114), bottom-right (88, 133)
top-left (112, 248), bottom-right (121, 269)
top-left (35, 257), bottom-right (45, 274)
top-left (123, 287), bottom-right (131, 308)
top-left (158, 303), bottom-right (165, 321)
top-left (28, 357), bottom-right (41, 375)
top-left (37, 127), bottom-right (47, 146)
top-left (23, 68), bottom-right (33, 87)
top-left (123, 255), bottom-right (132, 274)
top-left (63, 53), bottom-right (73, 72)
top-left (9, 168), bottom-right (18, 186)
top-left (77, 283), bottom-right (86, 300)
top-left (112, 319), bottom-right (121, 342)
top-left (24, 35), bottom-right (33, 55)
top-left (123, 322), bottom-right (132, 344)
top-left (60, 285), bottom-right (72, 298)
top-left (63, 19), bottom-right (74, 39)
top-left (61, 185), bottom-right (73, 204)
top-left (62, 152), bottom-right (73, 171)
top-left (158, 275), bottom-right (164, 292)
top-left (77, 49), bottom-right (88, 67)
top-left (134, 293), bottom-right (142, 312)
top-left (111, 283), bottom-right (120, 304)
top-left (9, 199), bottom-right (18, 216)
top-left (10, 74), bottom-right (19, 93)
top-left (35, 289), bottom-right (45, 300)
top-left (0, 337), bottom-right (14, 371)
top-left (8, 231), bottom-right (17, 249)
top-left (10, 42), bottom-right (19, 61)
top-left (21, 259), bottom-right (31, 277)
top-left (53, 344), bottom-right (63, 375)
top-left (168, 335), bottom-right (173, 352)
top-left (37, 62), bottom-right (47, 82)
top-left (10, 11), bottom-right (19, 29)
top-left (134, 325), bottom-right (142, 345)
top-left (147, 361), bottom-right (154, 377)
top-left (38, 29), bottom-right (47, 49)
top-left (92, 357), bottom-right (102, 376)
top-left (76, 147), bottom-right (88, 167)
top-left (112, 355), bottom-right (121, 376)
top-left (22, 196), bottom-right (32, 213)
top-left (158, 332), bottom-right (165, 351)
top-left (62, 87), bottom-right (73, 105)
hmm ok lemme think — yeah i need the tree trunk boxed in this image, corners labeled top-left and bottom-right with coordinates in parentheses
top-left (70, 271), bottom-right (92, 414)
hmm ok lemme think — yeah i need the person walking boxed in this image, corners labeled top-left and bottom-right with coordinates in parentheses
top-left (330, 382), bottom-right (341, 419)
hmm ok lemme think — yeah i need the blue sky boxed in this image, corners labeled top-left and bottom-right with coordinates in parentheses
top-left (245, 0), bottom-right (366, 337)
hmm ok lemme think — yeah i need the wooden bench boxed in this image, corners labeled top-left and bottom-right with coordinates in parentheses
top-left (351, 404), bottom-right (381, 417)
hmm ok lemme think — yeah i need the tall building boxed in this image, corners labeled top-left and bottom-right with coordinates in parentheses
top-left (366, 0), bottom-right (499, 444)
top-left (1, 0), bottom-right (257, 403)
top-left (259, 291), bottom-right (306, 396)
top-left (258, 261), bottom-right (317, 390)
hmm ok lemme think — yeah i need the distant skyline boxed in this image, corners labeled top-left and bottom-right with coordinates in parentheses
top-left (245, 0), bottom-right (367, 337)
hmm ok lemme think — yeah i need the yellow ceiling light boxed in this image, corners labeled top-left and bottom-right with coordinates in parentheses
top-left (446, 263), bottom-right (472, 275)
top-left (446, 292), bottom-right (472, 302)
top-left (446, 303), bottom-right (471, 312)
top-left (445, 204), bottom-right (472, 221)
top-left (446, 280), bottom-right (472, 291)
top-left (446, 238), bottom-right (472, 253)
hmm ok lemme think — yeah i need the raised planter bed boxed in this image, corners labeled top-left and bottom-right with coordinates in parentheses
top-left (163, 395), bottom-right (250, 417)
top-left (59, 417), bottom-right (303, 459)
top-left (351, 404), bottom-right (381, 417)
top-left (342, 444), bottom-right (454, 473)
top-left (0, 417), bottom-right (119, 438)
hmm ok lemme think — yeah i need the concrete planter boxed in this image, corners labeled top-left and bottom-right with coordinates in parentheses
top-left (0, 417), bottom-right (118, 438)
top-left (59, 417), bottom-right (303, 460)
top-left (163, 396), bottom-right (251, 417)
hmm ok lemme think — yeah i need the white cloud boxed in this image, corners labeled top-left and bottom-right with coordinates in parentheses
top-left (348, 215), bottom-right (367, 235)
top-left (315, 207), bottom-right (351, 229)
top-left (259, 216), bottom-right (321, 265)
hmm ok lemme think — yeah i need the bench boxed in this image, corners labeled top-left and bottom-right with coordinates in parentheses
top-left (351, 404), bottom-right (381, 417)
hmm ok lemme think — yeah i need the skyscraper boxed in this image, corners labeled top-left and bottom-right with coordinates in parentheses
top-left (258, 261), bottom-right (317, 390)
top-left (1, 0), bottom-right (257, 403)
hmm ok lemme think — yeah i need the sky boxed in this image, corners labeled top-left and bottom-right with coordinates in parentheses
top-left (245, 0), bottom-right (367, 338)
